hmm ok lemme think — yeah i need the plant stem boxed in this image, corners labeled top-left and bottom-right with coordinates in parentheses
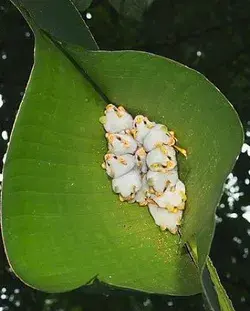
top-left (206, 257), bottom-right (235, 311)
top-left (179, 232), bottom-right (235, 311)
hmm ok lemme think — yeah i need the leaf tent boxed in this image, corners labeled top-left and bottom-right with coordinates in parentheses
top-left (1, 1), bottom-right (243, 309)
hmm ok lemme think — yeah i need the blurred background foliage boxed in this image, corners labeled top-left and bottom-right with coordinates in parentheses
top-left (0, 0), bottom-right (249, 310)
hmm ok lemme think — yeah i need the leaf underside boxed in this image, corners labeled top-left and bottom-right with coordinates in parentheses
top-left (65, 45), bottom-right (243, 269)
top-left (2, 32), bottom-right (200, 295)
top-left (1, 13), bottom-right (243, 297)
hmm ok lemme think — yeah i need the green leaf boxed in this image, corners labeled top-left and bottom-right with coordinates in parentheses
top-left (109, 0), bottom-right (155, 21)
top-left (201, 263), bottom-right (221, 311)
top-left (2, 3), bottom-right (243, 299)
top-left (11, 0), bottom-right (98, 49)
top-left (1, 31), bottom-right (201, 295)
top-left (72, 0), bottom-right (93, 12)
top-left (186, 241), bottom-right (234, 311)
top-left (64, 46), bottom-right (243, 270)
top-left (205, 257), bottom-right (235, 311)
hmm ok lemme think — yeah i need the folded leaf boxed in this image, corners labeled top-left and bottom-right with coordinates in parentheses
top-left (11, 0), bottom-right (98, 49)
top-left (64, 45), bottom-right (244, 269)
top-left (2, 31), bottom-right (200, 295)
top-left (2, 0), bottom-right (243, 299)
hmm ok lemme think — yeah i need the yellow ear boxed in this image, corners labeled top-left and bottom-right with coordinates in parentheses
top-left (167, 161), bottom-right (176, 170)
top-left (147, 122), bottom-right (155, 129)
top-left (117, 106), bottom-right (125, 112)
top-left (119, 157), bottom-right (127, 165)
top-left (135, 115), bottom-right (144, 123)
top-left (130, 128), bottom-right (137, 138)
top-left (104, 153), bottom-right (112, 160)
top-left (106, 104), bottom-right (115, 110)
top-left (99, 116), bottom-right (106, 124)
top-left (174, 145), bottom-right (187, 158)
top-left (105, 133), bottom-right (114, 143)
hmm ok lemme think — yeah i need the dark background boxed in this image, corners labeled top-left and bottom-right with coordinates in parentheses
top-left (0, 0), bottom-right (250, 310)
